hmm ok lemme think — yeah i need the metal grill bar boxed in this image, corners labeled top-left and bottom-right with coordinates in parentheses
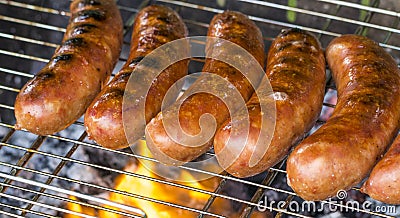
top-left (0, 136), bottom-right (46, 194)
top-left (0, 191), bottom-right (92, 218)
top-left (159, 0), bottom-right (400, 52)
top-left (0, 172), bottom-right (146, 217)
top-left (198, 172), bottom-right (229, 218)
top-left (0, 167), bottom-right (224, 218)
top-left (249, 15), bottom-right (341, 37)
top-left (0, 49), bottom-right (48, 63)
top-left (0, 144), bottom-right (314, 218)
top-left (0, 67), bottom-right (33, 78)
top-left (21, 132), bottom-right (87, 216)
top-left (45, 139), bottom-right (295, 196)
top-left (0, 202), bottom-right (52, 218)
top-left (0, 109), bottom-right (364, 204)
top-left (0, 85), bottom-right (19, 93)
top-left (0, 32), bottom-right (58, 48)
top-left (240, 160), bottom-right (287, 218)
top-left (3, 131), bottom-right (382, 218)
top-left (0, 119), bottom-right (300, 195)
top-left (239, 0), bottom-right (400, 34)
top-left (0, 141), bottom-right (295, 204)
top-left (0, 0), bottom-right (398, 52)
top-left (157, 0), bottom-right (339, 37)
top-left (0, 104), bottom-right (14, 110)
top-left (0, 130), bottom-right (299, 200)
top-left (0, 160), bottom-right (223, 217)
top-left (0, 102), bottom-right (346, 216)
top-left (317, 0), bottom-right (400, 18)
top-left (0, 128), bottom-right (14, 144)
top-left (0, 0), bottom-right (399, 218)
top-left (0, 0), bottom-right (71, 16)
top-left (0, 182), bottom-right (142, 218)
top-left (0, 208), bottom-right (25, 218)
top-left (1, 114), bottom-right (378, 218)
top-left (0, 15), bottom-right (66, 32)
top-left (0, 191), bottom-right (96, 218)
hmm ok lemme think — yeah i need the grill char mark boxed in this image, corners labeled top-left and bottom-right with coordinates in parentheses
top-left (129, 56), bottom-right (145, 66)
top-left (14, 0), bottom-right (123, 136)
top-left (76, 10), bottom-right (106, 21)
top-left (84, 5), bottom-right (189, 150)
top-left (37, 71), bottom-right (55, 81)
top-left (52, 54), bottom-right (73, 62)
top-left (63, 37), bottom-right (85, 47)
top-left (72, 23), bottom-right (98, 35)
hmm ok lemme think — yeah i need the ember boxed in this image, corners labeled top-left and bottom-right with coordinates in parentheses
top-left (66, 143), bottom-right (219, 217)
top-left (64, 141), bottom-right (270, 217)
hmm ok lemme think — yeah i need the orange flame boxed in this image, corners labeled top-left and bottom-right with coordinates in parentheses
top-left (64, 196), bottom-right (96, 218)
top-left (98, 160), bottom-right (223, 218)
top-left (64, 141), bottom-right (269, 217)
top-left (105, 140), bottom-right (235, 217)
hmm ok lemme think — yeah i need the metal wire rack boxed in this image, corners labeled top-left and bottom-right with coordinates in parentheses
top-left (1, 0), bottom-right (400, 217)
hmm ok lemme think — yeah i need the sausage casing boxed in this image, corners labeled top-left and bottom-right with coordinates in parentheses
top-left (84, 5), bottom-right (189, 150)
top-left (287, 35), bottom-right (400, 201)
top-left (214, 28), bottom-right (326, 178)
top-left (145, 11), bottom-right (265, 165)
top-left (14, 0), bottom-right (123, 135)
top-left (361, 135), bottom-right (400, 204)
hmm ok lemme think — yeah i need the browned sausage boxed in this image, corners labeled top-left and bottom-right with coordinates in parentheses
top-left (361, 134), bottom-right (400, 204)
top-left (145, 11), bottom-right (265, 165)
top-left (14, 0), bottom-right (123, 135)
top-left (213, 28), bottom-right (326, 178)
top-left (84, 5), bottom-right (189, 150)
top-left (286, 35), bottom-right (400, 201)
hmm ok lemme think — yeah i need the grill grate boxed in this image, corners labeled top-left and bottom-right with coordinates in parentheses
top-left (1, 0), bottom-right (400, 217)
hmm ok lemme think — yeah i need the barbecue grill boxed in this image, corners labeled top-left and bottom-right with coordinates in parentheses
top-left (1, 0), bottom-right (400, 217)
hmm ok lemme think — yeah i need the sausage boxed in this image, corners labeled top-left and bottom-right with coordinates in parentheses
top-left (213, 28), bottom-right (326, 178)
top-left (361, 134), bottom-right (400, 204)
top-left (84, 5), bottom-right (189, 150)
top-left (286, 35), bottom-right (400, 201)
top-left (14, 0), bottom-right (123, 135)
top-left (145, 11), bottom-right (265, 165)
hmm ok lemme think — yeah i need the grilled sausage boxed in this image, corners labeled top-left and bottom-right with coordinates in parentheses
top-left (286, 35), bottom-right (400, 201)
top-left (145, 11), bottom-right (265, 165)
top-left (84, 5), bottom-right (189, 150)
top-left (14, 0), bottom-right (123, 135)
top-left (214, 28), bottom-right (326, 178)
top-left (361, 134), bottom-right (400, 204)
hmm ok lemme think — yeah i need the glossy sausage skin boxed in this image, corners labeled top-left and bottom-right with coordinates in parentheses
top-left (361, 134), bottom-right (400, 204)
top-left (14, 0), bottom-right (123, 135)
top-left (214, 28), bottom-right (326, 178)
top-left (145, 11), bottom-right (265, 164)
top-left (84, 5), bottom-right (189, 150)
top-left (287, 35), bottom-right (400, 201)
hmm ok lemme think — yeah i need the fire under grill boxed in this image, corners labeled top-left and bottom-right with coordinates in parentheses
top-left (0, 0), bottom-right (400, 217)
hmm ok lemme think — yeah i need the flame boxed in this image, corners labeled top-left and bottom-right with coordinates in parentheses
top-left (98, 159), bottom-right (219, 218)
top-left (64, 196), bottom-right (96, 218)
top-left (64, 140), bottom-right (230, 217)
top-left (64, 141), bottom-right (269, 217)
top-left (102, 139), bottom-right (227, 217)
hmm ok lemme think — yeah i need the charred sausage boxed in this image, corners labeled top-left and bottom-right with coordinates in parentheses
top-left (84, 5), bottom-right (189, 150)
top-left (214, 28), bottom-right (326, 178)
top-left (287, 35), bottom-right (400, 201)
top-left (14, 0), bottom-right (123, 135)
top-left (361, 135), bottom-right (400, 204)
top-left (145, 11), bottom-right (265, 165)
